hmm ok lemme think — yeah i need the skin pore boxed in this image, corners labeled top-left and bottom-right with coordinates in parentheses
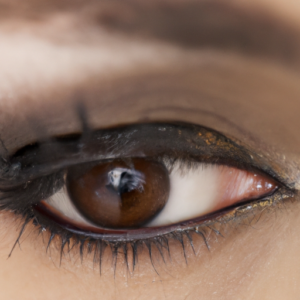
top-left (0, 0), bottom-right (300, 299)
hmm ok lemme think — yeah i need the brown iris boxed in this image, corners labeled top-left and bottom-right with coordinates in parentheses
top-left (66, 158), bottom-right (170, 229)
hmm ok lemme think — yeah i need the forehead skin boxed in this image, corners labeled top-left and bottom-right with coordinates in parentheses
top-left (0, 1), bottom-right (300, 300)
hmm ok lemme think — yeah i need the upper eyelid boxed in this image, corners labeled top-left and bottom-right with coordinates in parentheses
top-left (0, 122), bottom-right (288, 189)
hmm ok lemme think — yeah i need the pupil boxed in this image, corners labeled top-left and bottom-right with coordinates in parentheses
top-left (66, 158), bottom-right (170, 229)
top-left (107, 168), bottom-right (145, 194)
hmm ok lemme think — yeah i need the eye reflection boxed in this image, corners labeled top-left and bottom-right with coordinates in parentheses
top-left (39, 159), bottom-right (277, 232)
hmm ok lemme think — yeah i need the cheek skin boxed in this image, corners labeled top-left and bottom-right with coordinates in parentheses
top-left (0, 198), bottom-right (299, 300)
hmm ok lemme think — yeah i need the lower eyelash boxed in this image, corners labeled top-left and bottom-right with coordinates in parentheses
top-left (6, 186), bottom-right (293, 276)
top-left (37, 220), bottom-right (211, 275)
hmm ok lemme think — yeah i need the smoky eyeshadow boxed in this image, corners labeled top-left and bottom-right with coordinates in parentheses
top-left (0, 122), bottom-right (282, 189)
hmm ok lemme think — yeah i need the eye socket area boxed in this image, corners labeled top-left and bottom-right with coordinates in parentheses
top-left (35, 157), bottom-right (278, 239)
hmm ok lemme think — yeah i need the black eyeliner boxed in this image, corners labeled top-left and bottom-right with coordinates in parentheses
top-left (0, 122), bottom-right (286, 188)
top-left (0, 122), bottom-right (292, 218)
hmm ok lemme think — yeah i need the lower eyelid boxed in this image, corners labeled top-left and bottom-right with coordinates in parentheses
top-left (34, 184), bottom-right (290, 242)
top-left (2, 189), bottom-right (292, 284)
top-left (2, 164), bottom-right (292, 280)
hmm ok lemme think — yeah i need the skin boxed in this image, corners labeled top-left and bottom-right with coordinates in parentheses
top-left (0, 0), bottom-right (300, 299)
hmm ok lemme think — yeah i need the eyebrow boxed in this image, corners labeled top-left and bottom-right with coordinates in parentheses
top-left (1, 1), bottom-right (300, 68)
top-left (5, 0), bottom-right (300, 68)
top-left (94, 1), bottom-right (300, 67)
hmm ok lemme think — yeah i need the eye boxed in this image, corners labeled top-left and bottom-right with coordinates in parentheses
top-left (2, 122), bottom-right (291, 264)
top-left (38, 158), bottom-right (277, 234)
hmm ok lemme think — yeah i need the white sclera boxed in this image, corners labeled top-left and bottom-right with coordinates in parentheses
top-left (46, 190), bottom-right (92, 224)
top-left (148, 165), bottom-right (220, 226)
